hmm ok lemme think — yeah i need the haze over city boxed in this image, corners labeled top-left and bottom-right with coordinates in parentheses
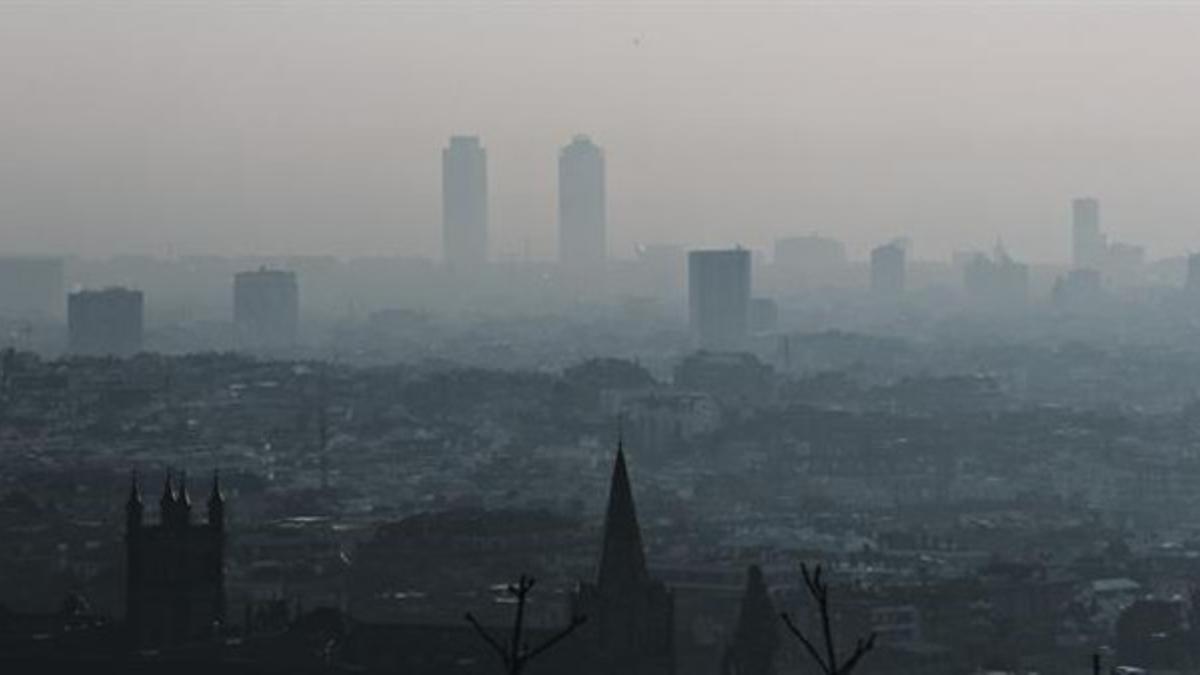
top-left (4, 1), bottom-right (1200, 261)
top-left (11, 4), bottom-right (1200, 675)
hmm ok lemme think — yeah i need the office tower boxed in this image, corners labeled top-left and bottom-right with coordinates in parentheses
top-left (1187, 254), bottom-right (1200, 294)
top-left (234, 268), bottom-right (299, 350)
top-left (1072, 197), bottom-right (1106, 269)
top-left (774, 235), bottom-right (847, 287)
top-left (0, 257), bottom-right (64, 319)
top-left (870, 242), bottom-right (906, 297)
top-left (125, 472), bottom-right (225, 647)
top-left (572, 446), bottom-right (674, 675)
top-left (442, 136), bottom-right (488, 268)
top-left (558, 135), bottom-right (606, 272)
top-left (67, 287), bottom-right (144, 356)
top-left (688, 249), bottom-right (752, 350)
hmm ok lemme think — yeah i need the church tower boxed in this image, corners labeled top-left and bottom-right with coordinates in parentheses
top-left (125, 470), bottom-right (226, 648)
top-left (573, 444), bottom-right (675, 675)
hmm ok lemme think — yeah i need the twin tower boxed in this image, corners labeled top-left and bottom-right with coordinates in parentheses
top-left (124, 471), bottom-right (226, 648)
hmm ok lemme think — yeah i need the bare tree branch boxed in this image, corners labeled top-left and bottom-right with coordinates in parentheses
top-left (781, 563), bottom-right (877, 675)
top-left (467, 574), bottom-right (586, 675)
top-left (466, 612), bottom-right (510, 668)
top-left (781, 611), bottom-right (831, 675)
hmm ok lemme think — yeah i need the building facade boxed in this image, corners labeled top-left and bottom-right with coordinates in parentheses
top-left (442, 136), bottom-right (489, 270)
top-left (688, 249), bottom-right (751, 351)
top-left (125, 472), bottom-right (225, 648)
top-left (233, 268), bottom-right (299, 350)
top-left (558, 135), bottom-right (607, 274)
top-left (67, 287), bottom-right (144, 357)
top-left (870, 242), bottom-right (906, 298)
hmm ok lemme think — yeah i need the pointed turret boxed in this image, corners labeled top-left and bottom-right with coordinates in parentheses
top-left (596, 443), bottom-right (649, 589)
top-left (207, 470), bottom-right (224, 528)
top-left (725, 565), bottom-right (780, 675)
top-left (176, 471), bottom-right (192, 526)
top-left (125, 471), bottom-right (143, 532)
top-left (159, 472), bottom-right (176, 524)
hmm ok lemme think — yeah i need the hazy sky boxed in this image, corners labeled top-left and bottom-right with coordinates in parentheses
top-left (2, 1), bottom-right (1199, 263)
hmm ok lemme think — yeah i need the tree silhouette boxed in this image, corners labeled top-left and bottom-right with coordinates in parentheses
top-left (465, 574), bottom-right (587, 675)
top-left (780, 564), bottom-right (876, 675)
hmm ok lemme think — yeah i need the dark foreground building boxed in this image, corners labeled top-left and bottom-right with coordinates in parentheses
top-left (125, 472), bottom-right (226, 648)
top-left (572, 446), bottom-right (675, 675)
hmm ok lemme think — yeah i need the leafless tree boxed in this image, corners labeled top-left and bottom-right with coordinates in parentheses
top-left (780, 563), bottom-right (876, 675)
top-left (465, 574), bottom-right (587, 675)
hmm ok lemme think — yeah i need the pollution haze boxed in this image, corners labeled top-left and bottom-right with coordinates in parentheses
top-left (2, 1), bottom-right (1200, 263)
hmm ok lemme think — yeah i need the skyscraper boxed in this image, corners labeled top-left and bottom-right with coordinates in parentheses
top-left (558, 135), bottom-right (606, 272)
top-left (1072, 197), bottom-right (1106, 269)
top-left (442, 136), bottom-right (488, 269)
top-left (67, 287), bottom-right (144, 357)
top-left (870, 242), bottom-right (906, 298)
top-left (688, 249), bottom-right (752, 351)
top-left (233, 268), bottom-right (299, 350)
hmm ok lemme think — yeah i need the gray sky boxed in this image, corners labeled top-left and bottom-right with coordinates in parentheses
top-left (2, 0), bottom-right (1199, 263)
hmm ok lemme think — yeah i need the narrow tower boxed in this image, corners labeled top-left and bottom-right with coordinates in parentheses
top-left (573, 444), bottom-right (675, 675)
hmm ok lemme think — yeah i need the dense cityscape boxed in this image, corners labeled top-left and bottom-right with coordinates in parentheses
top-left (7, 3), bottom-right (1200, 674)
top-left (4, 135), bottom-right (1200, 674)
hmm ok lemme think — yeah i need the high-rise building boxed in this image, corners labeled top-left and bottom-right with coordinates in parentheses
top-left (558, 135), bottom-right (606, 272)
top-left (1072, 197), bottom-right (1106, 269)
top-left (125, 472), bottom-right (225, 647)
top-left (233, 268), bottom-right (299, 350)
top-left (572, 446), bottom-right (674, 675)
top-left (870, 242), bottom-right (906, 297)
top-left (0, 257), bottom-right (64, 319)
top-left (688, 249), bottom-right (752, 350)
top-left (67, 287), bottom-right (144, 356)
top-left (442, 136), bottom-right (488, 269)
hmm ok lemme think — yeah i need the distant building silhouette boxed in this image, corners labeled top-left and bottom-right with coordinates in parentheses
top-left (68, 287), bottom-right (144, 357)
top-left (558, 135), bottom-right (607, 274)
top-left (234, 268), bottom-right (299, 350)
top-left (0, 257), bottom-right (64, 320)
top-left (1072, 197), bottom-right (1106, 270)
top-left (573, 447), bottom-right (674, 675)
top-left (688, 249), bottom-right (751, 350)
top-left (870, 242), bottom-right (906, 298)
top-left (722, 565), bottom-right (780, 675)
top-left (442, 136), bottom-right (488, 269)
top-left (963, 246), bottom-right (1029, 310)
top-left (1187, 253), bottom-right (1200, 295)
top-left (125, 472), bottom-right (226, 648)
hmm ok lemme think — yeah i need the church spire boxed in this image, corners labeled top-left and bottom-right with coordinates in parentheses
top-left (159, 471), bottom-right (176, 523)
top-left (126, 471), bottom-right (143, 532)
top-left (596, 442), bottom-right (649, 589)
top-left (724, 565), bottom-right (780, 675)
top-left (207, 469), bottom-right (225, 528)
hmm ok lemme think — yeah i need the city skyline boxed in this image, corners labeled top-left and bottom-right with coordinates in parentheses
top-left (5, 3), bottom-right (1200, 262)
